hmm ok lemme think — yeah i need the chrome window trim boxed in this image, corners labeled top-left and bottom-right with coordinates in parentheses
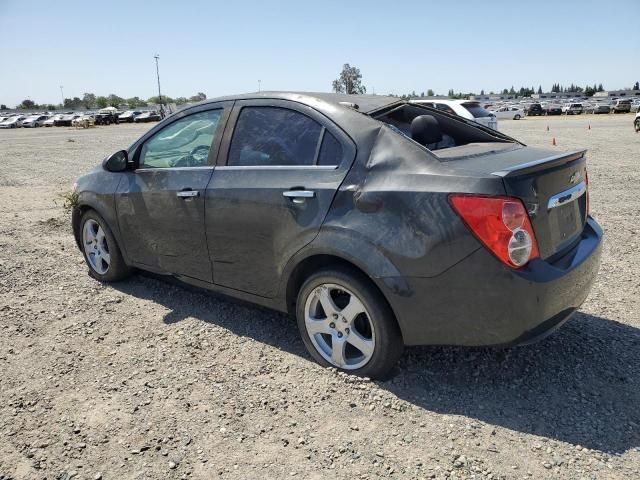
top-left (547, 181), bottom-right (587, 209)
top-left (215, 165), bottom-right (338, 171)
top-left (135, 166), bottom-right (214, 173)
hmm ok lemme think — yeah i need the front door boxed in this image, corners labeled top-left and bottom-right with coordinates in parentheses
top-left (115, 105), bottom-right (230, 282)
top-left (206, 99), bottom-right (356, 297)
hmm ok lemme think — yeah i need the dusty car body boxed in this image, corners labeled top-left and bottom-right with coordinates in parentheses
top-left (72, 92), bottom-right (603, 378)
top-left (22, 114), bottom-right (49, 127)
top-left (133, 111), bottom-right (161, 123)
top-left (118, 110), bottom-right (141, 123)
top-left (55, 114), bottom-right (81, 127)
top-left (0, 115), bottom-right (25, 128)
top-left (72, 115), bottom-right (95, 128)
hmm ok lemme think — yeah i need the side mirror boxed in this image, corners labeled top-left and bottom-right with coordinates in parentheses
top-left (103, 150), bottom-right (128, 172)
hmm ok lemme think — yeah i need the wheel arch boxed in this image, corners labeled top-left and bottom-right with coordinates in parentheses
top-left (282, 252), bottom-right (406, 343)
top-left (71, 196), bottom-right (126, 262)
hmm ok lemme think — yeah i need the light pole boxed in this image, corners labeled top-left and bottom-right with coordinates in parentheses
top-left (59, 85), bottom-right (64, 108)
top-left (154, 54), bottom-right (162, 106)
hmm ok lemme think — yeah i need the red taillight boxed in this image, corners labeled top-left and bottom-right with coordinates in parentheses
top-left (449, 194), bottom-right (540, 268)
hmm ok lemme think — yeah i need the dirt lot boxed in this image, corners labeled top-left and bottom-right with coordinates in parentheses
top-left (0, 114), bottom-right (639, 480)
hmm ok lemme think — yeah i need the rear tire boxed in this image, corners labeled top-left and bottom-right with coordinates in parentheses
top-left (514, 114), bottom-right (521, 120)
top-left (80, 210), bottom-right (132, 282)
top-left (296, 268), bottom-right (403, 379)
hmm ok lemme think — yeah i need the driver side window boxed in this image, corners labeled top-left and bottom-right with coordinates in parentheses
top-left (139, 109), bottom-right (222, 169)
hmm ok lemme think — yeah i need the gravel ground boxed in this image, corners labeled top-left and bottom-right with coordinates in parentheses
top-left (0, 115), bottom-right (638, 480)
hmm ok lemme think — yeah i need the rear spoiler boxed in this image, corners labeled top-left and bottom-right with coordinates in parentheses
top-left (491, 150), bottom-right (586, 178)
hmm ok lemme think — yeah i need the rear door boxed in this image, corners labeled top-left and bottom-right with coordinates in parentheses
top-left (115, 102), bottom-right (231, 282)
top-left (205, 99), bottom-right (356, 297)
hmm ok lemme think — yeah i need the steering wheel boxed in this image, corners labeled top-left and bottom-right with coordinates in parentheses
top-left (170, 144), bottom-right (210, 167)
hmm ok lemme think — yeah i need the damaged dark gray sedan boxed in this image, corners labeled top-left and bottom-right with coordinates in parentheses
top-left (72, 92), bottom-right (603, 378)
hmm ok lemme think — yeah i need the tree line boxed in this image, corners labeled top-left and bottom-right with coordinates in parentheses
top-left (9, 92), bottom-right (207, 111)
top-left (332, 64), bottom-right (640, 100)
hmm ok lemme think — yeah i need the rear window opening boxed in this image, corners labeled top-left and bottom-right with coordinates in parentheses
top-left (372, 103), bottom-right (515, 158)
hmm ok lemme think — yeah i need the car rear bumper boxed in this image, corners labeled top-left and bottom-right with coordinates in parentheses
top-left (381, 217), bottom-right (603, 347)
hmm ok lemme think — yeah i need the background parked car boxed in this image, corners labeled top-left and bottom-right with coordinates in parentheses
top-left (118, 110), bottom-right (142, 123)
top-left (22, 114), bottom-right (50, 128)
top-left (43, 114), bottom-right (63, 127)
top-left (97, 113), bottom-right (121, 125)
top-left (133, 111), bottom-right (161, 123)
top-left (586, 104), bottom-right (611, 114)
top-left (635, 112), bottom-right (640, 132)
top-left (524, 103), bottom-right (544, 116)
top-left (72, 115), bottom-right (95, 128)
top-left (491, 105), bottom-right (524, 120)
top-left (0, 115), bottom-right (25, 128)
top-left (545, 104), bottom-right (563, 115)
top-left (611, 99), bottom-right (631, 113)
top-left (55, 114), bottom-right (81, 127)
top-left (562, 103), bottom-right (584, 115)
top-left (411, 99), bottom-right (498, 129)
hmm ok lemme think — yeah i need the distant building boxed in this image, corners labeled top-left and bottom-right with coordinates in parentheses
top-left (470, 94), bottom-right (517, 101)
top-left (593, 89), bottom-right (640, 97)
top-left (531, 92), bottom-right (583, 99)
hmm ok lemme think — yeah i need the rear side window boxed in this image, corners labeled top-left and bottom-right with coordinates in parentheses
top-left (317, 131), bottom-right (342, 166)
top-left (462, 103), bottom-right (492, 118)
top-left (434, 104), bottom-right (456, 115)
top-left (228, 107), bottom-right (322, 166)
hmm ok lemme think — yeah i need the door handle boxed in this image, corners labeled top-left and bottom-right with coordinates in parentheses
top-left (176, 190), bottom-right (200, 198)
top-left (283, 190), bottom-right (315, 204)
top-left (283, 190), bottom-right (315, 199)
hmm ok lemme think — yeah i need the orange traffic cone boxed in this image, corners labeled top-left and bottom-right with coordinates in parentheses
top-left (552, 137), bottom-right (557, 146)
top-left (546, 125), bottom-right (549, 131)
top-left (588, 124), bottom-right (591, 130)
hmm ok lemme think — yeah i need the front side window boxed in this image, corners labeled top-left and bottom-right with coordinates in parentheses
top-left (139, 109), bottom-right (221, 168)
top-left (228, 107), bottom-right (322, 166)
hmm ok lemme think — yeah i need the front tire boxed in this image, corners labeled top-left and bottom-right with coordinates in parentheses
top-left (80, 210), bottom-right (132, 282)
top-left (514, 114), bottom-right (521, 120)
top-left (296, 268), bottom-right (403, 379)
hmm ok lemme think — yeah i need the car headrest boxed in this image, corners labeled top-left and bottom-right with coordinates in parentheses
top-left (411, 115), bottom-right (443, 146)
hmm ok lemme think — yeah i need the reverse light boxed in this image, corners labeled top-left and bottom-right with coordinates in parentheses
top-left (449, 195), bottom-right (539, 268)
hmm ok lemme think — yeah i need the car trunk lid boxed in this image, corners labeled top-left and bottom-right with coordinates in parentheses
top-left (439, 145), bottom-right (588, 260)
top-left (492, 149), bottom-right (588, 259)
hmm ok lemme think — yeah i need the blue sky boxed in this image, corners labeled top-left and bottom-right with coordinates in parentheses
top-left (0, 0), bottom-right (638, 107)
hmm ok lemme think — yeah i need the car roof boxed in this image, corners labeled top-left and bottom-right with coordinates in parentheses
top-left (197, 91), bottom-right (402, 115)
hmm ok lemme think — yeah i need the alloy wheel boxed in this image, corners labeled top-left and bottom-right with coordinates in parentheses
top-left (82, 219), bottom-right (111, 275)
top-left (304, 283), bottom-right (376, 370)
